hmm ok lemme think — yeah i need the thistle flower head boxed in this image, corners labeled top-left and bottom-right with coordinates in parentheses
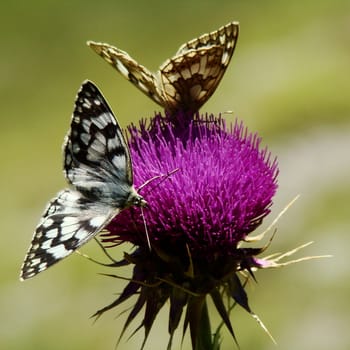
top-left (95, 112), bottom-right (279, 349)
top-left (106, 113), bottom-right (278, 257)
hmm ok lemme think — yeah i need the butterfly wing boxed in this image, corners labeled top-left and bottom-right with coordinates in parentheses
top-left (160, 22), bottom-right (239, 113)
top-left (88, 41), bottom-right (164, 107)
top-left (175, 21), bottom-right (239, 58)
top-left (64, 80), bottom-right (135, 207)
top-left (20, 189), bottom-right (117, 280)
top-left (20, 81), bottom-right (144, 280)
top-left (159, 46), bottom-right (226, 112)
top-left (88, 22), bottom-right (239, 114)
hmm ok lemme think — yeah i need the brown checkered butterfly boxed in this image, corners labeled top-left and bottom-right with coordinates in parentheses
top-left (88, 22), bottom-right (239, 114)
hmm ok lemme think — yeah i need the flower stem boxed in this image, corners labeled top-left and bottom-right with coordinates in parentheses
top-left (188, 296), bottom-right (214, 350)
top-left (197, 299), bottom-right (214, 350)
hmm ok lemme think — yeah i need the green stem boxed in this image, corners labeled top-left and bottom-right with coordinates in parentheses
top-left (196, 299), bottom-right (213, 350)
top-left (188, 296), bottom-right (214, 350)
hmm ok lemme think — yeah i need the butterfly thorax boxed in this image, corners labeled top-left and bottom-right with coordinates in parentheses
top-left (126, 186), bottom-right (147, 208)
top-left (75, 182), bottom-right (145, 209)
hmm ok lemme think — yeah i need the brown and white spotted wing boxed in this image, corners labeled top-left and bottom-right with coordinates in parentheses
top-left (174, 21), bottom-right (238, 65)
top-left (87, 43), bottom-right (164, 107)
top-left (161, 22), bottom-right (239, 112)
top-left (88, 21), bottom-right (239, 114)
top-left (20, 80), bottom-right (146, 280)
top-left (159, 46), bottom-right (226, 112)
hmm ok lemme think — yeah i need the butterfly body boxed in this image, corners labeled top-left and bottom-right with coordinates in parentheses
top-left (20, 81), bottom-right (146, 280)
top-left (88, 21), bottom-right (239, 114)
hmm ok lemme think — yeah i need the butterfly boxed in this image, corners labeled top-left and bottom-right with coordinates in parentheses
top-left (88, 21), bottom-right (239, 115)
top-left (20, 80), bottom-right (147, 280)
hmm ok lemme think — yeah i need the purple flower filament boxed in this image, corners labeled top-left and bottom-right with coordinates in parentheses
top-left (104, 113), bottom-right (278, 264)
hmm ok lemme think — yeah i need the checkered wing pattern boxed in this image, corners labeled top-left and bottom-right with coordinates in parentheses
top-left (87, 43), bottom-right (164, 107)
top-left (20, 81), bottom-right (145, 280)
top-left (20, 190), bottom-right (117, 280)
top-left (88, 21), bottom-right (239, 113)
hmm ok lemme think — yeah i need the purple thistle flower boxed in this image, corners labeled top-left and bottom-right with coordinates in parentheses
top-left (96, 113), bottom-right (278, 349)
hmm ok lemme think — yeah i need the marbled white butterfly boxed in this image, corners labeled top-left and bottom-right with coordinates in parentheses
top-left (88, 21), bottom-right (239, 114)
top-left (20, 80), bottom-right (146, 280)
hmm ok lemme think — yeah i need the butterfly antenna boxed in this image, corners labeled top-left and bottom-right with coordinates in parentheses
top-left (140, 206), bottom-right (151, 251)
top-left (138, 168), bottom-right (179, 251)
top-left (138, 168), bottom-right (179, 195)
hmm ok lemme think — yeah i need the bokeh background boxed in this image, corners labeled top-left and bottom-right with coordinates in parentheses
top-left (1, 1), bottom-right (349, 349)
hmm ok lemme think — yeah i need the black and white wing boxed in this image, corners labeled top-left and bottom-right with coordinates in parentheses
top-left (20, 81), bottom-right (145, 280)
top-left (64, 80), bottom-right (135, 205)
top-left (87, 21), bottom-right (239, 113)
top-left (20, 189), bottom-right (117, 280)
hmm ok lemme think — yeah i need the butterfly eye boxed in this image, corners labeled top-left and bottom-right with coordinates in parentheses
top-left (136, 196), bottom-right (147, 208)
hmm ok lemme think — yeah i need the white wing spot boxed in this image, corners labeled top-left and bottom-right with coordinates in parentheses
top-left (41, 239), bottom-right (53, 250)
top-left (94, 131), bottom-right (106, 145)
top-left (72, 143), bottom-right (80, 153)
top-left (94, 112), bottom-right (112, 128)
top-left (60, 229), bottom-right (76, 240)
top-left (190, 63), bottom-right (200, 75)
top-left (138, 81), bottom-right (148, 91)
top-left (42, 218), bottom-right (54, 228)
top-left (46, 228), bottom-right (58, 239)
top-left (83, 98), bottom-right (92, 109)
top-left (74, 227), bottom-right (90, 240)
top-left (168, 73), bottom-right (181, 83)
top-left (116, 60), bottom-right (130, 78)
top-left (34, 231), bottom-right (43, 239)
top-left (222, 51), bottom-right (229, 65)
top-left (181, 67), bottom-right (192, 79)
top-left (31, 258), bottom-right (41, 267)
top-left (112, 154), bottom-right (126, 169)
top-left (219, 34), bottom-right (225, 45)
top-left (82, 119), bottom-right (92, 131)
top-left (80, 133), bottom-right (90, 145)
top-left (38, 262), bottom-right (48, 272)
top-left (107, 137), bottom-right (119, 150)
top-left (90, 216), bottom-right (107, 228)
top-left (47, 244), bottom-right (70, 259)
top-left (62, 216), bottom-right (78, 225)
top-left (90, 139), bottom-right (105, 154)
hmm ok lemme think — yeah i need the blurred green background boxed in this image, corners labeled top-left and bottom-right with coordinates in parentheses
top-left (1, 0), bottom-right (349, 349)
